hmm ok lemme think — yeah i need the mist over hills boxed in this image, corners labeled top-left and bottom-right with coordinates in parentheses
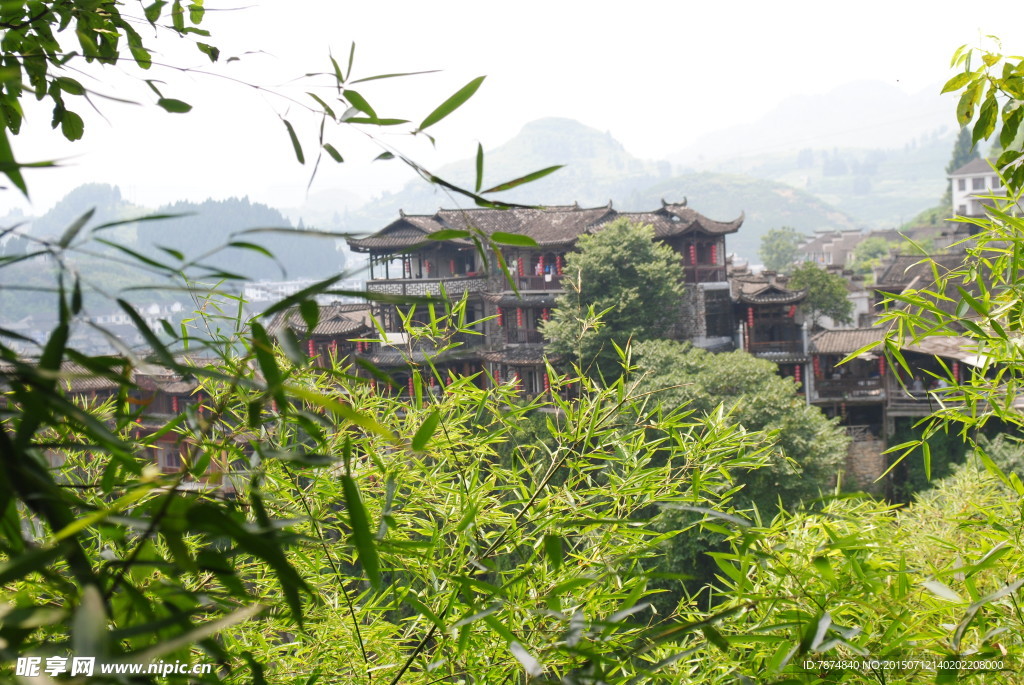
top-left (342, 117), bottom-right (862, 261)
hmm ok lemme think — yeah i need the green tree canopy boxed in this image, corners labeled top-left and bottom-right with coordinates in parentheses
top-left (787, 261), bottom-right (854, 328)
top-left (850, 234), bottom-right (897, 279)
top-left (758, 226), bottom-right (805, 272)
top-left (632, 340), bottom-right (847, 511)
top-left (542, 218), bottom-right (684, 378)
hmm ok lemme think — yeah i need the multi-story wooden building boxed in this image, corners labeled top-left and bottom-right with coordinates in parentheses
top-left (344, 200), bottom-right (809, 393)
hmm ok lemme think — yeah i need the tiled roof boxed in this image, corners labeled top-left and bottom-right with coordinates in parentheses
top-left (873, 253), bottom-right (966, 291)
top-left (265, 304), bottom-right (372, 338)
top-left (348, 200), bottom-right (743, 252)
top-left (810, 328), bottom-right (887, 355)
top-left (949, 158), bottom-right (994, 176)
top-left (730, 272), bottom-right (806, 305)
top-left (810, 328), bottom-right (979, 363)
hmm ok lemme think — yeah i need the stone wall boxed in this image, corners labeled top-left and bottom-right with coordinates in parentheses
top-left (844, 426), bottom-right (887, 494)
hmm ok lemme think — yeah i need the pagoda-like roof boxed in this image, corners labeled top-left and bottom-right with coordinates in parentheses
top-left (265, 303), bottom-right (372, 338)
top-left (347, 200), bottom-right (743, 253)
top-left (730, 271), bottom-right (806, 305)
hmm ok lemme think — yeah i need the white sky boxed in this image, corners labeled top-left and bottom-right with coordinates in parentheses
top-left (2, 0), bottom-right (1022, 214)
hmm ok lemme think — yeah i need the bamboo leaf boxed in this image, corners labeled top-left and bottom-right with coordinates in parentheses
top-left (419, 76), bottom-right (485, 131)
top-left (342, 475), bottom-right (381, 590)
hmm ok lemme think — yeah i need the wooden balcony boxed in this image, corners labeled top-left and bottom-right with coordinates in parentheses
top-left (366, 276), bottom-right (487, 298)
top-left (683, 265), bottom-right (727, 283)
top-left (515, 274), bottom-right (564, 291)
top-left (814, 377), bottom-right (885, 402)
top-left (505, 328), bottom-right (545, 344)
top-left (748, 340), bottom-right (804, 356)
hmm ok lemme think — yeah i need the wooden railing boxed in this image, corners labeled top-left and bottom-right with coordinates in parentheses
top-left (683, 265), bottom-right (727, 283)
top-left (515, 274), bottom-right (564, 291)
top-left (748, 340), bottom-right (804, 355)
top-left (815, 377), bottom-right (884, 400)
top-left (505, 329), bottom-right (545, 344)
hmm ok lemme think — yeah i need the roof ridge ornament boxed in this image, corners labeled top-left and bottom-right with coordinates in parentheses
top-left (607, 199), bottom-right (613, 209)
top-left (399, 209), bottom-right (405, 217)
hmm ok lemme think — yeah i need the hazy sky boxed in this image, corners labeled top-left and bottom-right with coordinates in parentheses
top-left (3, 1), bottom-right (1022, 215)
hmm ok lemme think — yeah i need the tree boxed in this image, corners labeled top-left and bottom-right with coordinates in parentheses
top-left (632, 340), bottom-right (847, 511)
top-left (542, 218), bottom-right (684, 378)
top-left (849, 234), bottom-right (896, 279)
top-left (758, 226), bottom-right (805, 272)
top-left (943, 127), bottom-right (981, 204)
top-left (787, 261), bottom-right (854, 328)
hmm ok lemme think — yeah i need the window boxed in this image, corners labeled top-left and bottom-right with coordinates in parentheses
top-left (992, 176), bottom-right (1001, 189)
top-left (958, 179), bottom-right (966, 191)
top-left (972, 177), bottom-right (985, 190)
top-left (958, 204), bottom-right (967, 215)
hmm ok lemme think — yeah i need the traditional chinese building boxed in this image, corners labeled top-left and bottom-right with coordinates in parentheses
top-left (342, 200), bottom-right (789, 394)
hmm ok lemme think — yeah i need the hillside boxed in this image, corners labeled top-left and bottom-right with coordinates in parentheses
top-left (670, 81), bottom-right (956, 229)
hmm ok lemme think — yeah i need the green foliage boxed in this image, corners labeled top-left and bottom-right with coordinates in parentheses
top-left (946, 127), bottom-right (981, 176)
top-left (632, 340), bottom-right (848, 511)
top-left (788, 261), bottom-right (854, 327)
top-left (0, 0), bottom-right (210, 194)
top-left (850, 235), bottom-right (898, 279)
top-left (688, 462), bottom-right (1024, 680)
top-left (542, 218), bottom-right (684, 378)
top-left (943, 42), bottom-right (1024, 191)
top-left (889, 417), bottom-right (969, 502)
top-left (758, 226), bottom-right (805, 272)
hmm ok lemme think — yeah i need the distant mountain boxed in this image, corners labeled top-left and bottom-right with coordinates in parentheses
top-left (344, 117), bottom-right (674, 233)
top-left (669, 80), bottom-right (957, 229)
top-left (343, 118), bottom-right (858, 261)
top-left (0, 188), bottom-right (351, 323)
top-left (672, 80), bottom-right (954, 165)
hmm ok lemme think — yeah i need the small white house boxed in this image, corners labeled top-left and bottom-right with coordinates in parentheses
top-left (949, 158), bottom-right (1003, 217)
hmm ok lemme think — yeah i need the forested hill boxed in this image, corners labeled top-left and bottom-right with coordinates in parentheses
top-left (144, 197), bottom-right (344, 280)
top-left (342, 118), bottom-right (860, 262)
top-left (4, 187), bottom-right (346, 282)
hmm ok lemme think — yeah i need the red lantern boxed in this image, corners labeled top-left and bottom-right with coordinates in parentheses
top-left (556, 255), bottom-right (563, 275)
top-left (516, 308), bottom-right (524, 327)
top-left (711, 244), bottom-right (718, 264)
top-left (794, 364), bottom-right (801, 383)
top-left (543, 374), bottom-right (550, 392)
top-left (788, 305), bottom-right (797, 318)
top-left (542, 308), bottom-right (550, 321)
top-left (538, 255), bottom-right (545, 272)
top-left (450, 259), bottom-right (456, 274)
top-left (429, 375), bottom-right (436, 388)
top-left (494, 368), bottom-right (501, 386)
top-left (497, 308), bottom-right (504, 327)
top-left (517, 256), bottom-right (525, 277)
top-left (747, 307), bottom-right (754, 328)
top-left (813, 356), bottom-right (822, 379)
top-left (689, 244), bottom-right (697, 265)
top-left (330, 340), bottom-right (338, 353)
top-left (879, 357), bottom-right (886, 376)
top-left (308, 339), bottom-right (315, 357)
top-left (407, 376), bottom-right (415, 396)
top-left (953, 361), bottom-right (960, 381)
top-left (172, 396), bottom-right (179, 413)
